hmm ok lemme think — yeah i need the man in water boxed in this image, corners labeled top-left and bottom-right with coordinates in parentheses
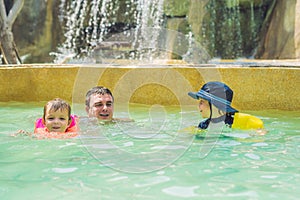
top-left (85, 86), bottom-right (114, 121)
top-left (85, 86), bottom-right (132, 122)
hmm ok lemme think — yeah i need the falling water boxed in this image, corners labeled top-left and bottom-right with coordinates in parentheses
top-left (53, 0), bottom-right (165, 63)
top-left (132, 0), bottom-right (165, 61)
top-left (53, 0), bottom-right (268, 63)
top-left (250, 1), bottom-right (255, 43)
top-left (201, 0), bottom-right (272, 59)
top-left (203, 0), bottom-right (244, 59)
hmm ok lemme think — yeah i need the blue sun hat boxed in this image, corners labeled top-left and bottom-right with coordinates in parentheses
top-left (188, 81), bottom-right (238, 113)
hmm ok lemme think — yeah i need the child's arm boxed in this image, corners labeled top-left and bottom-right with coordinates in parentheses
top-left (11, 130), bottom-right (33, 137)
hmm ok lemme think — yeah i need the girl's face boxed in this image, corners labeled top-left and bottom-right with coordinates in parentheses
top-left (198, 99), bottom-right (211, 118)
top-left (44, 108), bottom-right (70, 132)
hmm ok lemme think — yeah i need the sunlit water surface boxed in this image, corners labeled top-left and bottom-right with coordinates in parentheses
top-left (0, 102), bottom-right (299, 200)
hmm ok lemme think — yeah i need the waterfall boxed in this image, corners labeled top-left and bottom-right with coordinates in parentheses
top-left (203, 0), bottom-right (252, 59)
top-left (132, 0), bottom-right (164, 61)
top-left (53, 0), bottom-right (165, 63)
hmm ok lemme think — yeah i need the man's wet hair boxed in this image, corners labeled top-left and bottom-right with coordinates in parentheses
top-left (85, 86), bottom-right (114, 107)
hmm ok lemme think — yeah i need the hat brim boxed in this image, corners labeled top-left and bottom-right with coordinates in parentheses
top-left (188, 92), bottom-right (199, 100)
top-left (188, 91), bottom-right (238, 113)
top-left (212, 101), bottom-right (238, 113)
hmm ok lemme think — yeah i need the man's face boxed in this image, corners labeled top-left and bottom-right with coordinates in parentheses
top-left (86, 93), bottom-right (114, 121)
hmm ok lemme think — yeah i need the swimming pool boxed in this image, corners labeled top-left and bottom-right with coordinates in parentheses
top-left (0, 102), bottom-right (299, 199)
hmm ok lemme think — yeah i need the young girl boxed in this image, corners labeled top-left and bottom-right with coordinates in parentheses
top-left (34, 98), bottom-right (79, 138)
top-left (188, 81), bottom-right (265, 133)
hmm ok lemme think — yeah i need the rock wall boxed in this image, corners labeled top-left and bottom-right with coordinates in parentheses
top-left (256, 0), bottom-right (297, 59)
top-left (13, 0), bottom-right (61, 63)
top-left (11, 0), bottom-right (300, 63)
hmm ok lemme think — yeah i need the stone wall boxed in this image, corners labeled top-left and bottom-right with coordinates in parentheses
top-left (13, 0), bottom-right (61, 63)
top-left (256, 0), bottom-right (297, 58)
top-left (10, 0), bottom-right (300, 62)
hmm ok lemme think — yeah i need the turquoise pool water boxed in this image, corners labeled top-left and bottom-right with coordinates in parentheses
top-left (0, 102), bottom-right (299, 199)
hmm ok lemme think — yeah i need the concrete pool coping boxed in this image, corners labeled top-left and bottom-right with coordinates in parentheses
top-left (0, 62), bottom-right (299, 111)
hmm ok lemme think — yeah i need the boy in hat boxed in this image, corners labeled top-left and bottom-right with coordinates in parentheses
top-left (188, 81), bottom-right (265, 132)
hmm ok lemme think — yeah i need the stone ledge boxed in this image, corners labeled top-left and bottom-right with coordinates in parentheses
top-left (0, 64), bottom-right (299, 111)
